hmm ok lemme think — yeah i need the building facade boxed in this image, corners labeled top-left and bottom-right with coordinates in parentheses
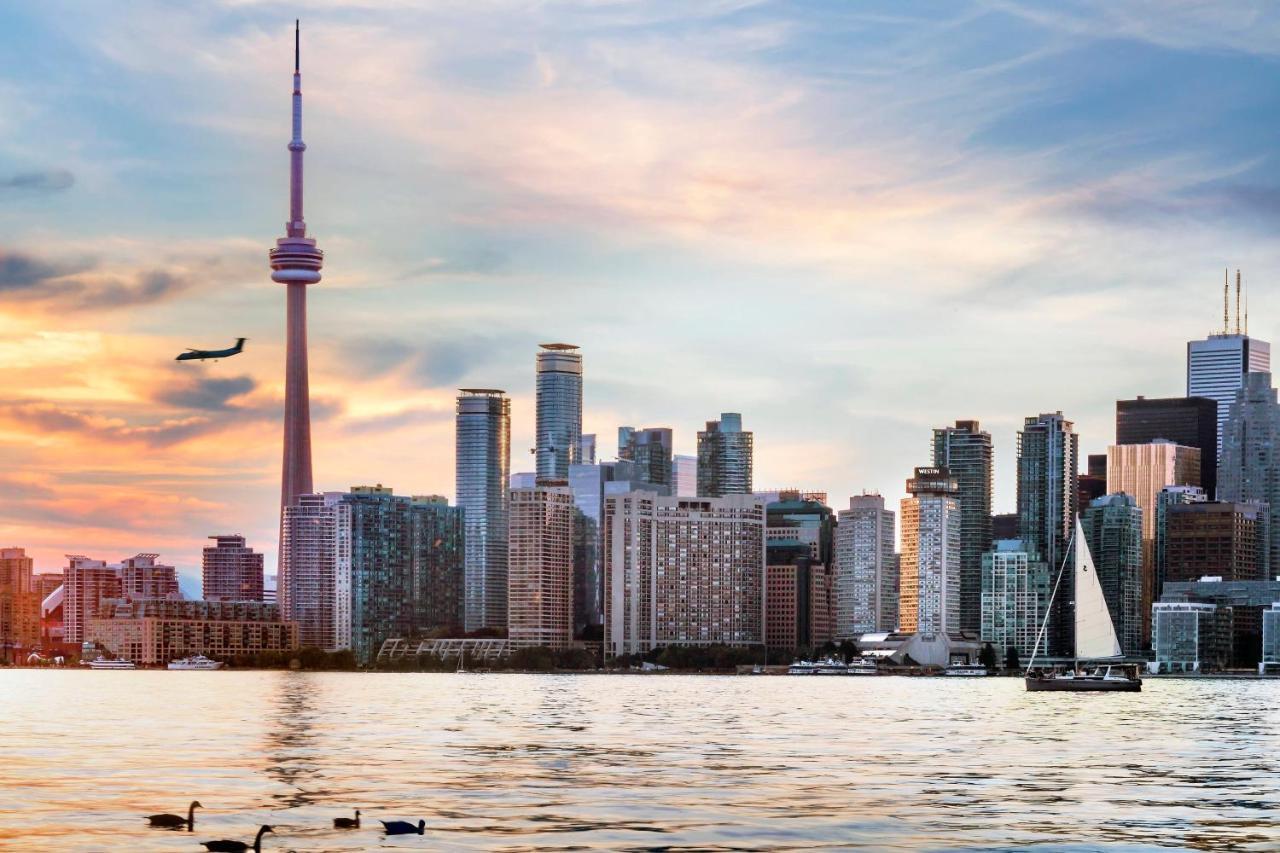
top-left (120, 554), bottom-right (179, 601)
top-left (764, 561), bottom-right (834, 653)
top-left (1081, 494), bottom-right (1144, 657)
top-left (535, 344), bottom-right (583, 480)
top-left (1262, 604), bottom-right (1280, 673)
top-left (1116, 396), bottom-right (1218, 497)
top-left (1187, 330), bottom-right (1270, 458)
top-left (508, 482), bottom-right (575, 649)
top-left (202, 536), bottom-right (265, 602)
top-left (931, 420), bottom-right (993, 636)
top-left (279, 492), bottom-right (340, 650)
top-left (673, 454), bottom-right (697, 497)
top-left (618, 426), bottom-right (674, 488)
top-left (1217, 371), bottom-right (1280, 578)
top-left (1165, 501), bottom-right (1264, 585)
top-left (697, 413), bottom-right (753, 497)
top-left (1161, 578), bottom-right (1280, 668)
top-left (980, 540), bottom-right (1050, 662)
top-left (87, 599), bottom-right (298, 666)
top-left (1017, 412), bottom-right (1079, 655)
top-left (1151, 601), bottom-right (1232, 673)
top-left (603, 492), bottom-right (765, 657)
top-left (456, 389), bottom-right (511, 632)
top-left (1154, 486), bottom-right (1207, 602)
top-left (62, 556), bottom-right (123, 645)
top-left (834, 493), bottom-right (898, 636)
top-left (0, 548), bottom-right (39, 653)
top-left (899, 468), bottom-right (961, 639)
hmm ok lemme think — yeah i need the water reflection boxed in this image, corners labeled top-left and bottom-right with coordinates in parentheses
top-left (262, 672), bottom-right (324, 809)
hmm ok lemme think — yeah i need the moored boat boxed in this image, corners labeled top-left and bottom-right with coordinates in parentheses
top-left (944, 663), bottom-right (988, 677)
top-left (167, 654), bottom-right (223, 671)
top-left (86, 656), bottom-right (136, 670)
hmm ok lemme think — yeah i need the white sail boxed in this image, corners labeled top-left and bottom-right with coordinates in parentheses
top-left (1074, 518), bottom-right (1122, 660)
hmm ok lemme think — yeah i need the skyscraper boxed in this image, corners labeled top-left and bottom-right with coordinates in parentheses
top-left (980, 540), bottom-right (1050, 662)
top-left (931, 420), bottom-right (993, 636)
top-left (456, 389), bottom-right (511, 632)
top-left (120, 555), bottom-right (179, 601)
top-left (279, 492), bottom-right (339, 649)
top-left (536, 344), bottom-right (583, 480)
top-left (697, 413), bottom-right (753, 497)
top-left (672, 454), bottom-right (697, 497)
top-left (1017, 412), bottom-right (1078, 656)
top-left (1165, 501), bottom-right (1264, 585)
top-left (1081, 494), bottom-right (1144, 657)
top-left (834, 494), bottom-right (898, 636)
top-left (899, 467), bottom-right (961, 639)
top-left (618, 426), bottom-right (674, 488)
top-left (1218, 371), bottom-right (1280, 577)
top-left (1187, 275), bottom-right (1269, 459)
top-left (568, 460), bottom-right (653, 634)
top-left (603, 492), bottom-right (765, 657)
top-left (1116, 396), bottom-right (1218, 497)
top-left (202, 536), bottom-right (265, 602)
top-left (508, 482), bottom-right (575, 649)
top-left (270, 22), bottom-right (325, 517)
top-left (1154, 486), bottom-right (1206, 602)
top-left (62, 556), bottom-right (122, 645)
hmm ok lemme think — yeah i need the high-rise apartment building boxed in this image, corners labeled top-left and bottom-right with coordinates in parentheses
top-left (568, 461), bottom-right (654, 633)
top-left (899, 467), bottom-right (961, 639)
top-left (618, 427), bottom-right (674, 488)
top-left (834, 494), bottom-right (898, 636)
top-left (456, 389), bottom-right (511, 632)
top-left (672, 454), bottom-right (697, 497)
top-left (931, 420), bottom-right (993, 636)
top-left (508, 482), bottom-right (575, 649)
top-left (764, 561), bottom-right (834, 652)
top-left (980, 540), bottom-right (1050, 661)
top-left (535, 344), bottom-right (583, 480)
top-left (1017, 412), bottom-right (1078, 656)
top-left (1218, 372), bottom-right (1280, 578)
top-left (603, 492), bottom-right (765, 657)
top-left (202, 535), bottom-right (265, 602)
top-left (697, 413), bottom-right (753, 497)
top-left (1187, 319), bottom-right (1270, 458)
top-left (280, 493), bottom-right (340, 650)
top-left (1116, 396), bottom-right (1218, 497)
top-left (1081, 494), bottom-right (1144, 657)
top-left (408, 495), bottom-right (467, 634)
top-left (0, 548), bottom-right (39, 651)
top-left (120, 554), bottom-right (179, 601)
top-left (62, 556), bottom-right (123, 645)
top-left (1154, 486), bottom-right (1207, 601)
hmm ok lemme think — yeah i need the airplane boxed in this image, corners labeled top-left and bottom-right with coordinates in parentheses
top-left (175, 338), bottom-right (247, 362)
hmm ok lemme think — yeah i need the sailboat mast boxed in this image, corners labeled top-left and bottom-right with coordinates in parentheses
top-left (1026, 527), bottom-right (1075, 674)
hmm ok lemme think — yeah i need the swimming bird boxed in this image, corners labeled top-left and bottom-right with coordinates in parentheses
top-left (333, 809), bottom-right (360, 828)
top-left (146, 800), bottom-right (201, 829)
top-left (381, 819), bottom-right (425, 835)
top-left (201, 825), bottom-right (273, 852)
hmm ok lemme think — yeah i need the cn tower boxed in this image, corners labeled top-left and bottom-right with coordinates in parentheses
top-left (270, 20), bottom-right (323, 512)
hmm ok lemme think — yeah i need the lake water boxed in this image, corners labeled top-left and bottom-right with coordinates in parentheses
top-left (0, 671), bottom-right (1277, 851)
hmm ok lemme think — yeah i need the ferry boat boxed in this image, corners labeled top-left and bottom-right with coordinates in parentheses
top-left (85, 656), bottom-right (136, 670)
top-left (944, 663), bottom-right (988, 677)
top-left (788, 660), bottom-right (818, 675)
top-left (788, 657), bottom-right (879, 676)
top-left (167, 654), bottom-right (224, 671)
top-left (846, 658), bottom-right (879, 675)
top-left (1025, 519), bottom-right (1142, 693)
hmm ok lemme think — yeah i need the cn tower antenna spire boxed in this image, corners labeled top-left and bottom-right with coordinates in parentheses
top-left (295, 19), bottom-right (300, 73)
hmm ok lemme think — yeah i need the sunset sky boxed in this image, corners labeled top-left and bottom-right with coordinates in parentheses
top-left (3, 1), bottom-right (1280, 588)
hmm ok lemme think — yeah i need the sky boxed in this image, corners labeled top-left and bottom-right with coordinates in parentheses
top-left (3, 1), bottom-right (1280, 588)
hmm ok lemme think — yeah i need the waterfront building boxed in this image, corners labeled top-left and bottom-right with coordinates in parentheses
top-left (1151, 601), bottom-right (1232, 673)
top-left (673, 454), bottom-right (697, 497)
top-left (202, 535), bottom-right (265, 602)
top-left (279, 492), bottom-right (340, 649)
top-left (1217, 372), bottom-right (1280, 577)
top-left (1107, 440), bottom-right (1201, 644)
top-left (1187, 319), bottom-right (1270, 458)
top-left (1081, 494), bottom-right (1144, 656)
top-left (1262, 604), bottom-right (1280, 674)
top-left (0, 548), bottom-right (39, 652)
top-left (1161, 578), bottom-right (1280, 667)
top-left (62, 556), bottom-right (122, 645)
top-left (335, 487), bottom-right (414, 663)
top-left (697, 413), bottom-right (753, 497)
top-left (408, 495), bottom-right (466, 634)
top-left (899, 467), bottom-right (961, 639)
top-left (535, 344), bottom-right (583, 480)
top-left (1116, 396), bottom-right (1218, 497)
top-left (1165, 501), bottom-right (1264, 584)
top-left (932, 420), bottom-right (993, 636)
top-left (764, 561), bottom-right (835, 653)
top-left (980, 539), bottom-right (1050, 662)
top-left (120, 554), bottom-right (180, 601)
top-left (1154, 486), bottom-right (1207, 601)
top-left (834, 494), bottom-right (898, 636)
top-left (603, 492), bottom-right (765, 657)
top-left (508, 481), bottom-right (575, 649)
top-left (456, 389), bottom-right (511, 632)
top-left (1017, 412), bottom-right (1078, 655)
top-left (618, 426), bottom-right (674, 488)
top-left (87, 599), bottom-right (298, 666)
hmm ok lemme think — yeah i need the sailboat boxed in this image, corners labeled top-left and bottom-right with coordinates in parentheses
top-left (1025, 518), bottom-right (1142, 692)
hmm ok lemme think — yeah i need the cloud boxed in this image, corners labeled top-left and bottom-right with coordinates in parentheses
top-left (152, 374), bottom-right (257, 410)
top-left (0, 169), bottom-right (75, 193)
top-left (0, 249), bottom-right (196, 310)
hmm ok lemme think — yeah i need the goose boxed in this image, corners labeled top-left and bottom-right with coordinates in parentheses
top-left (201, 824), bottom-right (273, 852)
top-left (333, 809), bottom-right (360, 828)
top-left (146, 800), bottom-right (201, 829)
top-left (381, 819), bottom-right (426, 835)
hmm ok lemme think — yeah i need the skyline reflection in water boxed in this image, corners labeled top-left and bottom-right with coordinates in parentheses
top-left (0, 671), bottom-right (1277, 851)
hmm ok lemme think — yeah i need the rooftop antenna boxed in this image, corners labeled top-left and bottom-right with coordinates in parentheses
top-left (1228, 268), bottom-right (1239, 333)
top-left (1223, 268), bottom-right (1229, 334)
top-left (295, 19), bottom-right (300, 73)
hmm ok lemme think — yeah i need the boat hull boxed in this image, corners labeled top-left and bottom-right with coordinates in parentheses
top-left (1025, 676), bottom-right (1141, 692)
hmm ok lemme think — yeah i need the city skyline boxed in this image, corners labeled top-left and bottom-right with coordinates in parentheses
top-left (5, 3), bottom-right (1280, 586)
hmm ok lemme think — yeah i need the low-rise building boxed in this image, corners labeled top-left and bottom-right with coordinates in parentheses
top-left (87, 599), bottom-right (298, 665)
top-left (1161, 578), bottom-right (1280, 668)
top-left (1261, 603), bottom-right (1280, 674)
top-left (1151, 601), bottom-right (1232, 673)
